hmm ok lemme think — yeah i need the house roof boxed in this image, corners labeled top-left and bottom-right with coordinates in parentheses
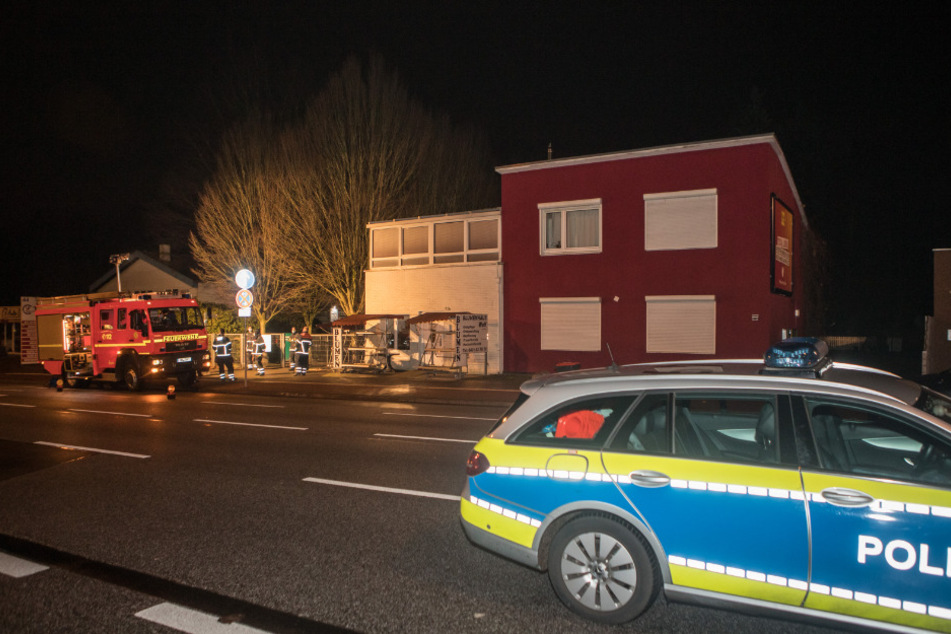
top-left (89, 250), bottom-right (196, 292)
top-left (366, 207), bottom-right (501, 228)
top-left (495, 133), bottom-right (805, 226)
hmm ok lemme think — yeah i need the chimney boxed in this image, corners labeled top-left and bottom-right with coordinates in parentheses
top-left (159, 244), bottom-right (171, 262)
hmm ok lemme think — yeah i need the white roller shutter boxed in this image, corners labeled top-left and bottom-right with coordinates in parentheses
top-left (644, 189), bottom-right (717, 251)
top-left (540, 297), bottom-right (601, 351)
top-left (645, 296), bottom-right (716, 354)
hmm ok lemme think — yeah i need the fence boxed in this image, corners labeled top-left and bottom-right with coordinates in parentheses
top-left (225, 333), bottom-right (334, 369)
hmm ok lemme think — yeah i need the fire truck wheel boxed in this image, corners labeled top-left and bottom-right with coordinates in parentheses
top-left (61, 371), bottom-right (88, 389)
top-left (123, 366), bottom-right (142, 392)
top-left (178, 371), bottom-right (198, 389)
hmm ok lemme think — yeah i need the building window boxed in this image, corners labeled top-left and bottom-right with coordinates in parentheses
top-left (539, 199), bottom-right (602, 255)
top-left (433, 221), bottom-right (464, 264)
top-left (369, 213), bottom-right (500, 269)
top-left (644, 189), bottom-right (717, 251)
top-left (371, 228), bottom-right (399, 268)
top-left (401, 225), bottom-right (429, 266)
top-left (645, 295), bottom-right (716, 354)
top-left (467, 219), bottom-right (499, 262)
top-left (540, 297), bottom-right (601, 351)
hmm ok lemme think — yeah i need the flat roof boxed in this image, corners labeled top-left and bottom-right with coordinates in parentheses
top-left (495, 133), bottom-right (804, 224)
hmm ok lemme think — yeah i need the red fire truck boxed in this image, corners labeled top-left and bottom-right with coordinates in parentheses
top-left (35, 290), bottom-right (211, 390)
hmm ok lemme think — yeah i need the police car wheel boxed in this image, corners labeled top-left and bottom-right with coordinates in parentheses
top-left (547, 515), bottom-right (657, 624)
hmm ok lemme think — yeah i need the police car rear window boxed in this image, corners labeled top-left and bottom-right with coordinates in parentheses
top-left (512, 395), bottom-right (636, 448)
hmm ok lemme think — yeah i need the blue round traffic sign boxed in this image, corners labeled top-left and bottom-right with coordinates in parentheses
top-left (235, 269), bottom-right (255, 290)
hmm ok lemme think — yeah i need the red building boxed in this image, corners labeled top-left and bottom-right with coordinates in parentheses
top-left (498, 134), bottom-right (808, 373)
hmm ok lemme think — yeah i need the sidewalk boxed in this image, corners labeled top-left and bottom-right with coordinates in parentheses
top-left (202, 366), bottom-right (527, 406)
top-left (0, 356), bottom-right (528, 407)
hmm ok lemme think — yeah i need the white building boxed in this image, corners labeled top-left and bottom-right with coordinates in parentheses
top-left (364, 208), bottom-right (503, 374)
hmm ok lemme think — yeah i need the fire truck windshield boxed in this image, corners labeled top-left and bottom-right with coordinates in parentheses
top-left (148, 306), bottom-right (204, 333)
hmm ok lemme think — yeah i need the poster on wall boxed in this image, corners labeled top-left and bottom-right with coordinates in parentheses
top-left (455, 313), bottom-right (488, 360)
top-left (771, 195), bottom-right (794, 295)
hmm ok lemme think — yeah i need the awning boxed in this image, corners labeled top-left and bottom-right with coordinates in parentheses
top-left (407, 311), bottom-right (471, 325)
top-left (331, 314), bottom-right (407, 328)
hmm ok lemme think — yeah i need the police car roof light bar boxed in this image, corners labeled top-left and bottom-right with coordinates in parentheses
top-left (761, 337), bottom-right (831, 377)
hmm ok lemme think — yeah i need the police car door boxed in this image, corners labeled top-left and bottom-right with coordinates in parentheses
top-left (799, 396), bottom-right (951, 631)
top-left (601, 391), bottom-right (810, 608)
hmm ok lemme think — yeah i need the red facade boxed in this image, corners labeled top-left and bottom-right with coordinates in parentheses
top-left (499, 135), bottom-right (806, 373)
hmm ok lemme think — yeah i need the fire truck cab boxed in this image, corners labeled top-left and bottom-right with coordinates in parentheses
top-left (35, 290), bottom-right (211, 391)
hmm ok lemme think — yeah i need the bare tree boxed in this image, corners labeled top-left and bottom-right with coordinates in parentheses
top-left (277, 56), bottom-right (497, 315)
top-left (189, 112), bottom-right (299, 332)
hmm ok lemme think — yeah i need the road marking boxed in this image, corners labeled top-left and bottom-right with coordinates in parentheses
top-left (199, 402), bottom-right (285, 408)
top-left (34, 441), bottom-right (150, 459)
top-left (135, 602), bottom-right (272, 633)
top-left (68, 408), bottom-right (153, 418)
top-left (382, 411), bottom-right (496, 421)
top-left (0, 402), bottom-right (35, 408)
top-left (374, 433), bottom-right (475, 444)
top-left (194, 419), bottom-right (307, 431)
top-left (303, 477), bottom-right (458, 501)
top-left (0, 552), bottom-right (48, 578)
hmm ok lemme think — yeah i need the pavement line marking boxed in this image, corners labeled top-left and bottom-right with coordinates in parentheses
top-left (303, 477), bottom-right (458, 501)
top-left (194, 419), bottom-right (307, 431)
top-left (382, 411), bottom-right (496, 421)
top-left (135, 602), bottom-right (271, 633)
top-left (199, 401), bottom-right (285, 408)
top-left (374, 433), bottom-right (475, 444)
top-left (34, 441), bottom-right (150, 459)
top-left (68, 408), bottom-right (153, 418)
top-left (0, 552), bottom-right (49, 578)
top-left (0, 402), bottom-right (36, 408)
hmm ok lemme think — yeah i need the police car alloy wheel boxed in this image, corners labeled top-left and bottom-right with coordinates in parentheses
top-left (547, 515), bottom-right (658, 624)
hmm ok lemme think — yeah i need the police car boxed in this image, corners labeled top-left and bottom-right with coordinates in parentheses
top-left (460, 339), bottom-right (951, 632)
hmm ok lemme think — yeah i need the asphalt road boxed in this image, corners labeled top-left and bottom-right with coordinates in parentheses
top-left (0, 377), bottom-right (841, 633)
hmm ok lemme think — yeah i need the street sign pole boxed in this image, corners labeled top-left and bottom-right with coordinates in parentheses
top-left (234, 269), bottom-right (256, 390)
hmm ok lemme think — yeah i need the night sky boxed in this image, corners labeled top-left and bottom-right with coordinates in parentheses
top-left (2, 2), bottom-right (949, 337)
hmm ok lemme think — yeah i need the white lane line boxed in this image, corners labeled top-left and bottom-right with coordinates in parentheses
top-left (382, 411), bottom-right (497, 421)
top-left (0, 402), bottom-right (35, 408)
top-left (135, 602), bottom-right (272, 633)
top-left (68, 408), bottom-right (153, 418)
top-left (199, 402), bottom-right (285, 409)
top-left (303, 477), bottom-right (458, 501)
top-left (194, 419), bottom-right (307, 431)
top-left (0, 552), bottom-right (49, 578)
top-left (34, 441), bottom-right (150, 459)
top-left (374, 433), bottom-right (475, 445)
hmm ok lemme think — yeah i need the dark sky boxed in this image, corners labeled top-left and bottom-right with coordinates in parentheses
top-left (2, 2), bottom-right (949, 335)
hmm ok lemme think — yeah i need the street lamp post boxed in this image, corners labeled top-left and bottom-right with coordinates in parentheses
top-left (109, 253), bottom-right (131, 292)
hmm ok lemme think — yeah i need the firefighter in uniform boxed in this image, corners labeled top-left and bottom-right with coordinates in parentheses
top-left (286, 326), bottom-right (298, 373)
top-left (252, 330), bottom-right (266, 375)
top-left (212, 329), bottom-right (235, 381)
top-left (296, 327), bottom-right (312, 375)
